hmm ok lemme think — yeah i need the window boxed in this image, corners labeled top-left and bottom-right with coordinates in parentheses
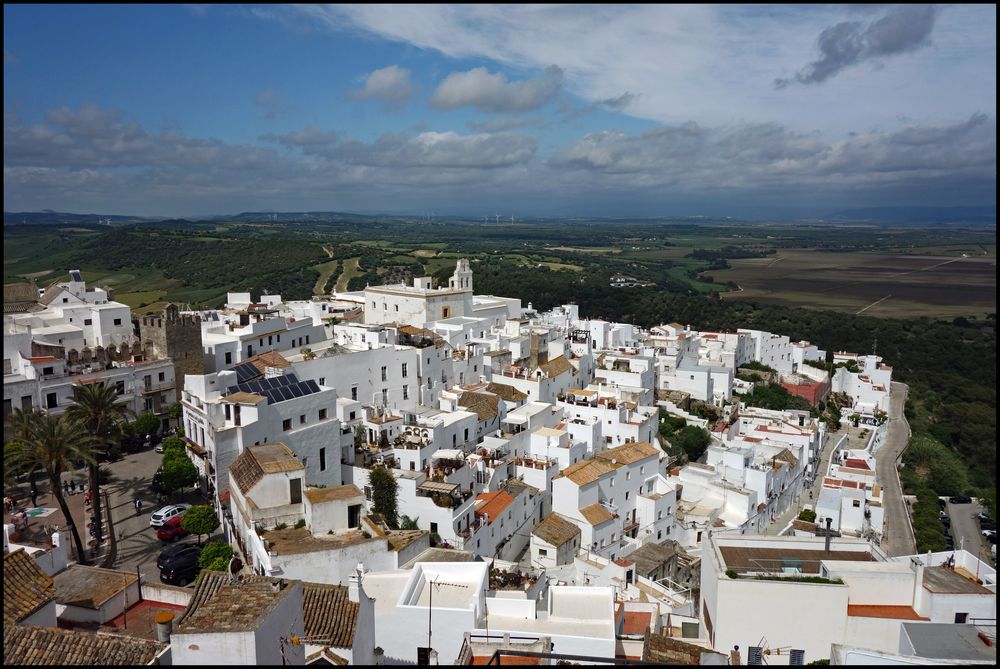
top-left (115, 381), bottom-right (125, 395)
top-left (84, 318), bottom-right (93, 326)
top-left (289, 478), bottom-right (302, 504)
top-left (319, 377), bottom-right (325, 386)
top-left (42, 367), bottom-right (54, 376)
top-left (300, 414), bottom-right (306, 425)
top-left (464, 428), bottom-right (469, 442)
top-left (3, 399), bottom-right (11, 417)
top-left (283, 419), bottom-right (292, 431)
top-left (319, 408), bottom-right (327, 420)
top-left (955, 613), bottom-right (968, 624)
top-left (158, 372), bottom-right (165, 382)
top-left (305, 336), bottom-right (310, 344)
top-left (247, 345), bottom-right (253, 356)
top-left (225, 404), bottom-right (232, 421)
top-left (640, 465), bottom-right (644, 475)
top-left (395, 305), bottom-right (399, 312)
top-left (625, 492), bottom-right (630, 500)
top-left (430, 522), bottom-right (438, 533)
top-left (381, 366), bottom-right (387, 382)
top-left (452, 435), bottom-right (457, 447)
top-left (403, 386), bottom-right (409, 400)
top-left (21, 395), bottom-right (32, 410)
top-left (62, 297), bottom-right (68, 303)
top-left (626, 471), bottom-right (631, 480)
top-left (349, 411), bottom-right (356, 421)
top-left (46, 392), bottom-right (58, 409)
top-left (277, 334), bottom-right (280, 342)
top-left (610, 478), bottom-right (615, 487)
top-left (402, 363), bottom-right (408, 378)
top-left (225, 351), bottom-right (232, 365)
top-left (364, 486), bottom-right (372, 501)
top-left (657, 530), bottom-right (662, 540)
top-left (410, 461), bottom-right (415, 471)
top-left (114, 318), bottom-right (122, 326)
top-left (381, 389), bottom-right (388, 405)
top-left (852, 500), bottom-right (861, 508)
top-left (144, 398), bottom-right (153, 412)
top-left (320, 448), bottom-right (326, 472)
top-left (268, 335), bottom-right (273, 345)
top-left (351, 386), bottom-right (358, 401)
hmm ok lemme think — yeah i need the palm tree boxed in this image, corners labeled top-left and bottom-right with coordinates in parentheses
top-left (14, 411), bottom-right (95, 565)
top-left (66, 382), bottom-right (133, 546)
top-left (6, 408), bottom-right (44, 497)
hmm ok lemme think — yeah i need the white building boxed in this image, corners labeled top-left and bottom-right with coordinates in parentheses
top-left (181, 367), bottom-right (348, 503)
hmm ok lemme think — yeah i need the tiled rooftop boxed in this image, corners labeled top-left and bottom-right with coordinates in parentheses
top-left (304, 484), bottom-right (364, 505)
top-left (177, 575), bottom-right (297, 633)
top-left (595, 441), bottom-right (659, 465)
top-left (230, 442), bottom-right (302, 494)
top-left (531, 512), bottom-right (581, 547)
top-left (53, 565), bottom-right (138, 610)
top-left (4, 548), bottom-right (56, 625)
top-left (580, 503), bottom-right (615, 526)
top-left (261, 526), bottom-right (374, 556)
top-left (3, 625), bottom-right (165, 665)
top-left (302, 582), bottom-right (359, 648)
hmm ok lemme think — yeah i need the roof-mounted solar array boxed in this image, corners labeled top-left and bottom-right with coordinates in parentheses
top-left (226, 374), bottom-right (317, 404)
top-left (233, 362), bottom-right (262, 384)
top-left (69, 270), bottom-right (83, 282)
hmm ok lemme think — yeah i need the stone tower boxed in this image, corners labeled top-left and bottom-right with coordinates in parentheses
top-left (449, 258), bottom-right (473, 292)
top-left (138, 304), bottom-right (204, 400)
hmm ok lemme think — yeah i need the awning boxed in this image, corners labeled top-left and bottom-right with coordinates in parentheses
top-left (418, 480), bottom-right (458, 494)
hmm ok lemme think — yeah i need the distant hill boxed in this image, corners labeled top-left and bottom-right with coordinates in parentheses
top-left (3, 211), bottom-right (162, 226)
top-left (826, 206), bottom-right (995, 226)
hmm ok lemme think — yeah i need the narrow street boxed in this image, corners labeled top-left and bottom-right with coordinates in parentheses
top-left (875, 382), bottom-right (916, 557)
top-left (765, 420), bottom-right (845, 535)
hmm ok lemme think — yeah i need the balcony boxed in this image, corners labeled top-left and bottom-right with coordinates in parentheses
top-left (141, 381), bottom-right (175, 395)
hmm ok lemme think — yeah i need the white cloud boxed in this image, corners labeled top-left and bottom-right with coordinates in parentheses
top-left (284, 4), bottom-right (996, 137)
top-left (349, 65), bottom-right (415, 106)
top-left (430, 65), bottom-right (563, 113)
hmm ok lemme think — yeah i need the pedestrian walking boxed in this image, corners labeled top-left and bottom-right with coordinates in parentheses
top-left (134, 498), bottom-right (143, 516)
top-left (63, 480), bottom-right (70, 495)
top-left (84, 490), bottom-right (92, 507)
top-left (69, 480), bottom-right (76, 494)
top-left (30, 491), bottom-right (38, 508)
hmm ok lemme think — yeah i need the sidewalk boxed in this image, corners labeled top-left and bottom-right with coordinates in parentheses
top-left (3, 468), bottom-right (109, 564)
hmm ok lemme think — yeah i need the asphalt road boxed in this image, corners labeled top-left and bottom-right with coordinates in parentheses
top-left (104, 446), bottom-right (214, 588)
top-left (946, 499), bottom-right (988, 564)
top-left (875, 381), bottom-right (916, 557)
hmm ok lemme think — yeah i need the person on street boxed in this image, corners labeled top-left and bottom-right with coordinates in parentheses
top-left (63, 480), bottom-right (70, 495)
top-left (30, 491), bottom-right (38, 508)
top-left (134, 498), bottom-right (142, 516)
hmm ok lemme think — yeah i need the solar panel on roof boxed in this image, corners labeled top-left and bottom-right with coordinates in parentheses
top-left (304, 380), bottom-right (320, 394)
top-left (286, 384), bottom-right (302, 399)
top-left (286, 373), bottom-right (299, 384)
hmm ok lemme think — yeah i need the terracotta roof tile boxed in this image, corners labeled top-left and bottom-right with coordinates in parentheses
top-left (302, 582), bottom-right (359, 648)
top-left (4, 549), bottom-right (56, 625)
top-left (531, 513), bottom-right (581, 547)
top-left (229, 443), bottom-right (303, 495)
top-left (475, 491), bottom-right (515, 523)
top-left (485, 382), bottom-right (528, 402)
top-left (556, 458), bottom-right (618, 485)
top-left (458, 391), bottom-right (501, 422)
top-left (245, 350), bottom-right (291, 373)
top-left (580, 503), bottom-right (615, 526)
top-left (177, 574), bottom-right (297, 633)
top-left (596, 441), bottom-right (659, 465)
top-left (3, 625), bottom-right (165, 665)
top-left (305, 484), bottom-right (364, 505)
top-left (847, 605), bottom-right (929, 620)
top-left (538, 355), bottom-right (573, 378)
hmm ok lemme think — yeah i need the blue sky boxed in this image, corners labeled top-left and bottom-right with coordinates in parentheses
top-left (3, 4), bottom-right (996, 218)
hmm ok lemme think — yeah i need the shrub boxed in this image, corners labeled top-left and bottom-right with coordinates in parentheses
top-left (798, 509), bottom-right (817, 523)
top-left (198, 540), bottom-right (234, 571)
top-left (725, 569), bottom-right (739, 579)
top-left (294, 519), bottom-right (306, 529)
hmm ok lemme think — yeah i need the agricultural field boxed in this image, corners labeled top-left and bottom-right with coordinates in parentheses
top-left (706, 250), bottom-right (996, 318)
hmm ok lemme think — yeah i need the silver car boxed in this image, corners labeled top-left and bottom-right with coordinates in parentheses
top-left (150, 504), bottom-right (188, 528)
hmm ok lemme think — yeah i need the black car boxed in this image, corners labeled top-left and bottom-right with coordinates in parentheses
top-left (938, 497), bottom-right (947, 509)
top-left (940, 515), bottom-right (951, 528)
top-left (159, 546), bottom-right (202, 587)
top-left (980, 519), bottom-right (996, 531)
top-left (949, 495), bottom-right (973, 504)
top-left (985, 532), bottom-right (997, 545)
top-left (157, 543), bottom-right (200, 571)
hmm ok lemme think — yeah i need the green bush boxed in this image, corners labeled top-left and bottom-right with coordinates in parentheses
top-left (798, 509), bottom-right (817, 523)
top-left (294, 519), bottom-right (306, 529)
top-left (198, 540), bottom-right (234, 571)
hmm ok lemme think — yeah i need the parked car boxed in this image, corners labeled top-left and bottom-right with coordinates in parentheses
top-left (980, 519), bottom-right (995, 531)
top-left (941, 515), bottom-right (951, 528)
top-left (949, 495), bottom-right (972, 504)
top-left (154, 444), bottom-right (165, 454)
top-left (150, 504), bottom-right (188, 528)
top-left (159, 547), bottom-right (202, 587)
top-left (982, 530), bottom-right (997, 544)
top-left (155, 514), bottom-right (189, 542)
top-left (937, 497), bottom-right (947, 510)
top-left (157, 543), bottom-right (200, 570)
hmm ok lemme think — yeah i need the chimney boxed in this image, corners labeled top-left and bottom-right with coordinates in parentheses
top-left (154, 611), bottom-right (174, 643)
top-left (824, 517), bottom-right (833, 554)
top-left (911, 556), bottom-right (926, 614)
top-left (349, 563), bottom-right (365, 603)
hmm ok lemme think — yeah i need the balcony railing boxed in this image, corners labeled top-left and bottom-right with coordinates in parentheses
top-left (141, 381), bottom-right (176, 394)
